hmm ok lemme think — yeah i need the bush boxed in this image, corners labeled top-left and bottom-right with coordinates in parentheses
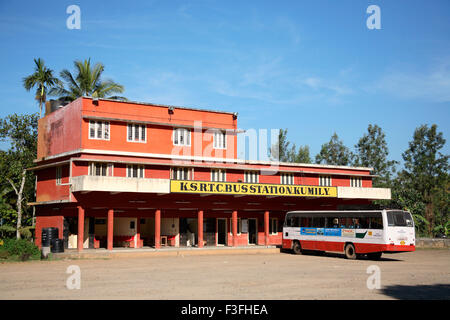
top-left (1, 238), bottom-right (40, 261)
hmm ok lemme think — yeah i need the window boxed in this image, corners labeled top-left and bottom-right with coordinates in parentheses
top-left (89, 120), bottom-right (109, 140)
top-left (269, 218), bottom-right (278, 234)
top-left (213, 130), bottom-right (226, 149)
top-left (319, 175), bottom-right (332, 186)
top-left (127, 164), bottom-right (145, 178)
top-left (127, 123), bottom-right (146, 142)
top-left (89, 162), bottom-right (113, 176)
top-left (350, 176), bottom-right (362, 187)
top-left (281, 173), bottom-right (294, 185)
top-left (229, 218), bottom-right (241, 235)
top-left (56, 166), bottom-right (62, 185)
top-left (211, 169), bottom-right (226, 182)
top-left (244, 171), bottom-right (258, 183)
top-left (171, 167), bottom-right (193, 180)
top-left (173, 128), bottom-right (191, 146)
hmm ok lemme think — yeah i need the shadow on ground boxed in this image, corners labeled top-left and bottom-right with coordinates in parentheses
top-left (381, 284), bottom-right (450, 300)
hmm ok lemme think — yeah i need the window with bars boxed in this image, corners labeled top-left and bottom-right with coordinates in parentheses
top-left (127, 164), bottom-right (145, 178)
top-left (127, 123), bottom-right (146, 142)
top-left (244, 171), bottom-right (259, 183)
top-left (280, 173), bottom-right (294, 185)
top-left (171, 167), bottom-right (193, 180)
top-left (89, 120), bottom-right (109, 140)
top-left (88, 162), bottom-right (113, 176)
top-left (269, 218), bottom-right (278, 234)
top-left (56, 166), bottom-right (62, 185)
top-left (211, 169), bottom-right (226, 182)
top-left (319, 175), bottom-right (332, 186)
top-left (173, 128), bottom-right (191, 146)
top-left (213, 130), bottom-right (226, 149)
top-left (350, 176), bottom-right (362, 187)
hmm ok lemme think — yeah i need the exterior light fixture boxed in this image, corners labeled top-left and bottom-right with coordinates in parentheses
top-left (168, 106), bottom-right (174, 114)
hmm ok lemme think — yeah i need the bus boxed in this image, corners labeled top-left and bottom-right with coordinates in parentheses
top-left (282, 210), bottom-right (415, 260)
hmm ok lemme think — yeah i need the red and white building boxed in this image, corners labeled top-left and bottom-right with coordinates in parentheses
top-left (31, 97), bottom-right (390, 251)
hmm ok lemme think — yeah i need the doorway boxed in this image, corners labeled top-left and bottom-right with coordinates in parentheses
top-left (217, 218), bottom-right (227, 246)
top-left (248, 218), bottom-right (257, 245)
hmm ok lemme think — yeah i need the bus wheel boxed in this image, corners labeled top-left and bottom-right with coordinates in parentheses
top-left (367, 252), bottom-right (382, 260)
top-left (292, 241), bottom-right (302, 255)
top-left (344, 243), bottom-right (357, 260)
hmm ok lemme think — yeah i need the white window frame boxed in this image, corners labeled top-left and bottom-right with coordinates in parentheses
top-left (211, 169), bottom-right (226, 182)
top-left (269, 218), bottom-right (278, 235)
top-left (350, 176), bottom-right (362, 188)
top-left (319, 175), bottom-right (332, 187)
top-left (244, 171), bottom-right (259, 183)
top-left (127, 123), bottom-right (147, 143)
top-left (56, 166), bottom-right (62, 185)
top-left (89, 120), bottom-right (110, 140)
top-left (88, 162), bottom-right (114, 177)
top-left (213, 130), bottom-right (227, 149)
top-left (172, 128), bottom-right (191, 146)
top-left (171, 167), bottom-right (193, 180)
top-left (127, 164), bottom-right (145, 178)
top-left (280, 173), bottom-right (294, 185)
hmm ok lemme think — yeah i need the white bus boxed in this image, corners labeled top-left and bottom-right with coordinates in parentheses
top-left (282, 210), bottom-right (415, 259)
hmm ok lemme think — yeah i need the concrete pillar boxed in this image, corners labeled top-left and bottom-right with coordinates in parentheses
top-left (232, 210), bottom-right (238, 247)
top-left (155, 209), bottom-right (161, 249)
top-left (264, 210), bottom-right (270, 246)
top-left (77, 206), bottom-right (84, 252)
top-left (136, 216), bottom-right (141, 248)
top-left (198, 210), bottom-right (204, 248)
top-left (107, 209), bottom-right (114, 251)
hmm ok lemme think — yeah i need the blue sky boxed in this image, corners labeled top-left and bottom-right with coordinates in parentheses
top-left (0, 0), bottom-right (449, 164)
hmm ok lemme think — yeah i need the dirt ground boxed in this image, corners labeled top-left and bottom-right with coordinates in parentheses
top-left (0, 248), bottom-right (449, 300)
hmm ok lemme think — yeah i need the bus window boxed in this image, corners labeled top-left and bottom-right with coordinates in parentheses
top-left (358, 217), bottom-right (370, 229)
top-left (312, 217), bottom-right (326, 228)
top-left (330, 217), bottom-right (339, 228)
top-left (370, 216), bottom-right (383, 229)
top-left (387, 211), bottom-right (414, 227)
top-left (300, 217), bottom-right (310, 228)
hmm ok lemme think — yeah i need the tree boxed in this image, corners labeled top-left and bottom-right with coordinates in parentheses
top-left (49, 58), bottom-right (126, 101)
top-left (23, 58), bottom-right (62, 118)
top-left (0, 113), bottom-right (39, 238)
top-left (270, 129), bottom-right (311, 163)
top-left (353, 124), bottom-right (398, 187)
top-left (315, 133), bottom-right (353, 166)
top-left (400, 124), bottom-right (448, 236)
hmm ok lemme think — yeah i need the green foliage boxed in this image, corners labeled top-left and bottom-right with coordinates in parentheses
top-left (270, 129), bottom-right (311, 163)
top-left (0, 238), bottom-right (40, 261)
top-left (49, 58), bottom-right (126, 102)
top-left (22, 58), bottom-right (62, 117)
top-left (353, 124), bottom-right (398, 187)
top-left (315, 132), bottom-right (353, 166)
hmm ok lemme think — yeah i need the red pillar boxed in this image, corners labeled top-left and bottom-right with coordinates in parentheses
top-left (136, 216), bottom-right (141, 248)
top-left (77, 206), bottom-right (84, 252)
top-left (155, 209), bottom-right (161, 249)
top-left (264, 210), bottom-right (270, 246)
top-left (107, 209), bottom-right (114, 251)
top-left (198, 210), bottom-right (204, 248)
top-left (232, 210), bottom-right (238, 247)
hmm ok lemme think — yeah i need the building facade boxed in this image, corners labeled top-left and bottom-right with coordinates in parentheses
top-left (31, 97), bottom-right (390, 251)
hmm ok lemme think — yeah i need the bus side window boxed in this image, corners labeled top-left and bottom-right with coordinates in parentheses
top-left (359, 217), bottom-right (370, 229)
top-left (370, 217), bottom-right (383, 229)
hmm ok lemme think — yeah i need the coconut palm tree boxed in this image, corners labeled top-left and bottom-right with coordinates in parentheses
top-left (49, 58), bottom-right (126, 102)
top-left (23, 58), bottom-right (62, 117)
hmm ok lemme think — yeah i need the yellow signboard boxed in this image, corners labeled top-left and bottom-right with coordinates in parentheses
top-left (170, 180), bottom-right (337, 198)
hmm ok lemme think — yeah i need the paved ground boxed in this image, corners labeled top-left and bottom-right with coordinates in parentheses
top-left (0, 248), bottom-right (449, 300)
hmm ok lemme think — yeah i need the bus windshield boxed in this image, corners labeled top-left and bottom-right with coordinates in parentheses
top-left (387, 211), bottom-right (414, 227)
